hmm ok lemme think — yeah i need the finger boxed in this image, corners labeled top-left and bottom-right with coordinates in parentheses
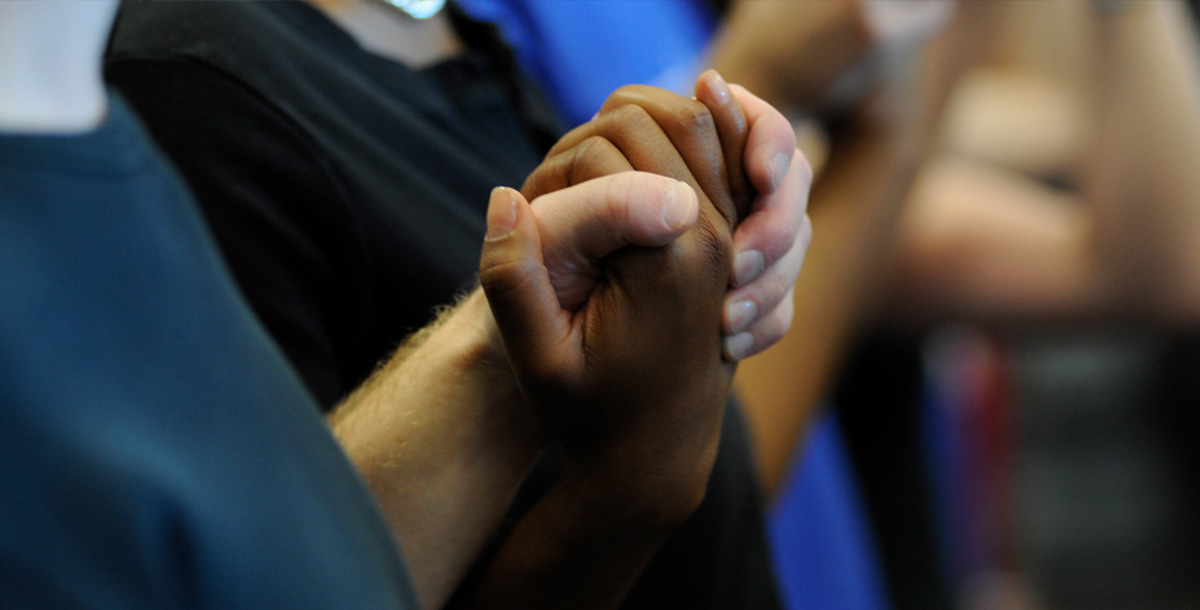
top-left (730, 84), bottom-right (800, 195)
top-left (730, 151), bottom-right (812, 290)
top-left (695, 69), bottom-right (752, 220)
top-left (522, 135), bottom-right (634, 202)
top-left (536, 172), bottom-right (699, 257)
top-left (723, 287), bottom-right (795, 362)
top-left (597, 85), bottom-right (737, 228)
top-left (534, 173), bottom-right (699, 309)
top-left (538, 105), bottom-right (701, 207)
top-left (479, 187), bottom-right (575, 375)
top-left (723, 216), bottom-right (810, 335)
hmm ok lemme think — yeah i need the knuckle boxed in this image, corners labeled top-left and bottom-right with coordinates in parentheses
top-left (521, 166), bottom-right (553, 200)
top-left (741, 215), bottom-right (794, 267)
top-left (606, 103), bottom-right (656, 136)
top-left (479, 255), bottom-right (537, 291)
top-left (750, 266), bottom-right (790, 304)
top-left (694, 214), bottom-right (734, 280)
top-left (605, 84), bottom-right (644, 104)
top-left (601, 172), bottom-right (642, 232)
top-left (604, 85), bottom-right (642, 104)
top-left (654, 213), bottom-right (731, 297)
top-left (546, 121), bottom-right (592, 157)
top-left (761, 216), bottom-right (796, 258)
top-left (676, 99), bottom-right (717, 138)
top-left (478, 258), bottom-right (547, 323)
top-left (522, 151), bottom-right (577, 200)
top-left (754, 299), bottom-right (795, 349)
top-left (781, 239), bottom-right (807, 284)
top-left (571, 136), bottom-right (618, 185)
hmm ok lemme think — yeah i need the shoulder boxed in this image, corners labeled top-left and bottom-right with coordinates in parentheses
top-left (108, 1), bottom-right (356, 77)
top-left (111, 1), bottom-right (271, 59)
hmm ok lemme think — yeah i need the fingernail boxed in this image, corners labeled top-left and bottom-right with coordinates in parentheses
top-left (723, 332), bottom-right (755, 362)
top-left (726, 299), bottom-right (757, 335)
top-left (708, 71), bottom-right (731, 105)
top-left (733, 250), bottom-right (764, 287)
top-left (486, 187), bottom-right (518, 239)
top-left (768, 152), bottom-right (789, 192)
top-left (662, 181), bottom-right (696, 231)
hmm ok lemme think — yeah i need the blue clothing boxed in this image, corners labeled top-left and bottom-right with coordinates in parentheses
top-left (0, 97), bottom-right (417, 608)
top-left (768, 413), bottom-right (890, 610)
top-left (459, 0), bottom-right (718, 126)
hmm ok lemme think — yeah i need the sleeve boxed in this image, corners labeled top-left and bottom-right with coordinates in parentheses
top-left (105, 57), bottom-right (373, 410)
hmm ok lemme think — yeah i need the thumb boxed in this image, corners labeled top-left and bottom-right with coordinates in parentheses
top-left (535, 172), bottom-right (699, 259)
top-left (479, 187), bottom-right (571, 373)
top-left (535, 172), bottom-right (698, 308)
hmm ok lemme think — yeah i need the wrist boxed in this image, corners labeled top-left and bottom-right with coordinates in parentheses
top-left (333, 288), bottom-right (545, 469)
top-left (426, 289), bottom-right (547, 445)
top-left (556, 433), bottom-right (720, 535)
top-left (445, 289), bottom-right (516, 381)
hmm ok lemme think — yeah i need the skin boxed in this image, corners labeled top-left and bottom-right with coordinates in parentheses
top-left (712, 0), bottom-right (955, 493)
top-left (198, 0), bottom-right (810, 600)
top-left (450, 73), bottom-right (804, 610)
top-left (887, 0), bottom-right (1200, 328)
top-left (730, 0), bottom-right (1200, 496)
top-left (734, 110), bottom-right (925, 492)
top-left (332, 174), bottom-right (704, 608)
top-left (307, 0), bottom-right (804, 362)
top-left (13, 1), bottom-right (809, 608)
top-left (336, 72), bottom-right (810, 609)
top-left (710, 0), bottom-right (953, 117)
top-left (523, 77), bottom-right (809, 361)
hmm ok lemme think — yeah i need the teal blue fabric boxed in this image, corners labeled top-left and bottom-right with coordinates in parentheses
top-left (0, 96), bottom-right (417, 609)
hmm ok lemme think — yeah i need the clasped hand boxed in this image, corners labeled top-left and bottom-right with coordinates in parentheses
top-left (480, 71), bottom-right (812, 510)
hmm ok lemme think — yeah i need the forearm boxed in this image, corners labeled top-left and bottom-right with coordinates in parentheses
top-left (892, 1), bottom-right (1200, 327)
top-left (889, 156), bottom-right (1102, 326)
top-left (732, 8), bottom-right (982, 491)
top-left (469, 166), bottom-right (735, 610)
top-left (1084, 0), bottom-right (1200, 321)
top-left (710, 0), bottom-right (870, 116)
top-left (331, 289), bottom-right (544, 609)
top-left (446, 454), bottom-right (709, 610)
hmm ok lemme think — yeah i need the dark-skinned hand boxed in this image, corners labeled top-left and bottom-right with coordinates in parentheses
top-left (481, 70), bottom-right (751, 511)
